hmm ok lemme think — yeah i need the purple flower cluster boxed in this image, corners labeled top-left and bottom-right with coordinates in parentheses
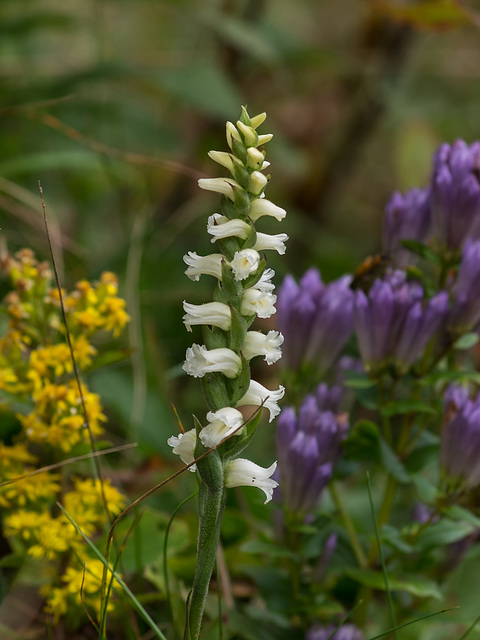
top-left (449, 239), bottom-right (480, 333)
top-left (432, 140), bottom-right (480, 253)
top-left (276, 385), bottom-right (349, 514)
top-left (383, 188), bottom-right (431, 268)
top-left (382, 140), bottom-right (480, 260)
top-left (307, 623), bottom-right (363, 640)
top-left (440, 384), bottom-right (480, 490)
top-left (354, 269), bottom-right (448, 374)
top-left (277, 269), bottom-right (354, 374)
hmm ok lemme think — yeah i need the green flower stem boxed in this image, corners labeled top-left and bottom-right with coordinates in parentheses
top-left (189, 480), bottom-right (225, 640)
top-left (330, 482), bottom-right (367, 569)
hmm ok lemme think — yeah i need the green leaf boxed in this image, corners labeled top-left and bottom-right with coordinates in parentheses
top-left (400, 239), bottom-right (443, 265)
top-left (379, 439), bottom-right (410, 483)
top-left (342, 372), bottom-right (377, 389)
top-left (344, 567), bottom-right (443, 600)
top-left (342, 420), bottom-right (380, 462)
top-left (404, 442), bottom-right (439, 473)
top-left (443, 505), bottom-right (480, 529)
top-left (240, 540), bottom-right (298, 560)
top-left (415, 519), bottom-right (475, 550)
top-left (380, 399), bottom-right (437, 417)
top-left (453, 332), bottom-right (479, 350)
top-left (411, 473), bottom-right (438, 504)
top-left (421, 370), bottom-right (480, 386)
top-left (380, 524), bottom-right (414, 554)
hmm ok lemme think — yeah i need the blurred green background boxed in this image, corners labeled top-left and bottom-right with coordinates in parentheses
top-left (1, 0), bottom-right (479, 464)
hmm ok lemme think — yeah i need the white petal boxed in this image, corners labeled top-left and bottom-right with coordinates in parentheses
top-left (183, 344), bottom-right (241, 379)
top-left (242, 330), bottom-right (284, 365)
top-left (240, 288), bottom-right (277, 319)
top-left (198, 177), bottom-right (241, 200)
top-left (225, 458), bottom-right (278, 503)
top-left (253, 232), bottom-right (288, 255)
top-left (167, 429), bottom-right (197, 470)
top-left (200, 407), bottom-right (244, 448)
top-left (207, 214), bottom-right (250, 242)
top-left (249, 199), bottom-right (286, 222)
top-left (231, 249), bottom-right (260, 281)
top-left (182, 301), bottom-right (231, 332)
top-left (236, 380), bottom-right (285, 422)
top-left (183, 252), bottom-right (223, 281)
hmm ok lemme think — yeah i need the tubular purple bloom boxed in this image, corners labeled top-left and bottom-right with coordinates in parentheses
top-left (449, 239), bottom-right (480, 333)
top-left (354, 269), bottom-right (448, 374)
top-left (431, 140), bottom-right (480, 253)
top-left (277, 269), bottom-right (354, 374)
top-left (440, 385), bottom-right (480, 489)
top-left (382, 187), bottom-right (431, 267)
top-left (276, 390), bottom-right (348, 514)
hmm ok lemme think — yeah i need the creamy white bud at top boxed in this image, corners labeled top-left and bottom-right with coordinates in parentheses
top-left (253, 232), bottom-right (288, 255)
top-left (256, 268), bottom-right (276, 293)
top-left (226, 121), bottom-right (242, 149)
top-left (207, 214), bottom-right (251, 242)
top-left (246, 147), bottom-right (265, 170)
top-left (198, 177), bottom-right (241, 200)
top-left (183, 344), bottom-right (241, 379)
top-left (241, 288), bottom-right (277, 319)
top-left (231, 249), bottom-right (260, 281)
top-left (236, 380), bottom-right (285, 422)
top-left (182, 301), bottom-right (231, 332)
top-left (236, 121), bottom-right (258, 147)
top-left (200, 407), bottom-right (244, 448)
top-left (249, 198), bottom-right (286, 222)
top-left (257, 133), bottom-right (273, 145)
top-left (250, 112), bottom-right (267, 129)
top-left (248, 171), bottom-right (268, 196)
top-left (183, 252), bottom-right (223, 281)
top-left (208, 150), bottom-right (237, 173)
top-left (242, 330), bottom-right (284, 365)
top-left (167, 429), bottom-right (197, 470)
top-left (224, 458), bottom-right (278, 503)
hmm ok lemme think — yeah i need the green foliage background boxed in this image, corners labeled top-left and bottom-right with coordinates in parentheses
top-left (2, 1), bottom-right (480, 637)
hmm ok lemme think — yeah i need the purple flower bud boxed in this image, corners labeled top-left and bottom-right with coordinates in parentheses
top-left (307, 624), bottom-right (363, 640)
top-left (276, 390), bottom-right (349, 514)
top-left (440, 385), bottom-right (480, 489)
top-left (383, 188), bottom-right (431, 267)
top-left (315, 383), bottom-right (343, 413)
top-left (431, 140), bottom-right (480, 253)
top-left (277, 269), bottom-right (354, 375)
top-left (449, 239), bottom-right (480, 333)
top-left (354, 269), bottom-right (448, 374)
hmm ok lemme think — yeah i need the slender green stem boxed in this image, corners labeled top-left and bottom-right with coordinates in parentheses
top-left (188, 482), bottom-right (225, 640)
top-left (330, 482), bottom-right (367, 568)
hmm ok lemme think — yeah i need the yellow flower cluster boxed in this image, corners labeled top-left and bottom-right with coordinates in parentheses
top-left (43, 557), bottom-right (118, 622)
top-left (0, 247), bottom-right (129, 624)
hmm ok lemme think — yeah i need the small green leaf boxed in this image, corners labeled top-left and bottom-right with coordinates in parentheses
top-left (380, 399), bottom-right (437, 417)
top-left (342, 372), bottom-right (377, 389)
top-left (379, 439), bottom-right (410, 483)
top-left (415, 519), bottom-right (474, 550)
top-left (443, 505), bottom-right (480, 529)
top-left (453, 332), bottom-right (479, 350)
top-left (342, 420), bottom-right (381, 462)
top-left (344, 567), bottom-right (442, 600)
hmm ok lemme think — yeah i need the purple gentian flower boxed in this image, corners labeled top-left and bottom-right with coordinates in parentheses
top-left (440, 384), bottom-right (480, 490)
top-left (383, 187), bottom-right (431, 267)
top-left (431, 140), bottom-right (480, 253)
top-left (354, 269), bottom-right (448, 374)
top-left (277, 269), bottom-right (354, 374)
top-left (276, 389), bottom-right (348, 514)
top-left (449, 239), bottom-right (480, 333)
top-left (307, 623), bottom-right (363, 640)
